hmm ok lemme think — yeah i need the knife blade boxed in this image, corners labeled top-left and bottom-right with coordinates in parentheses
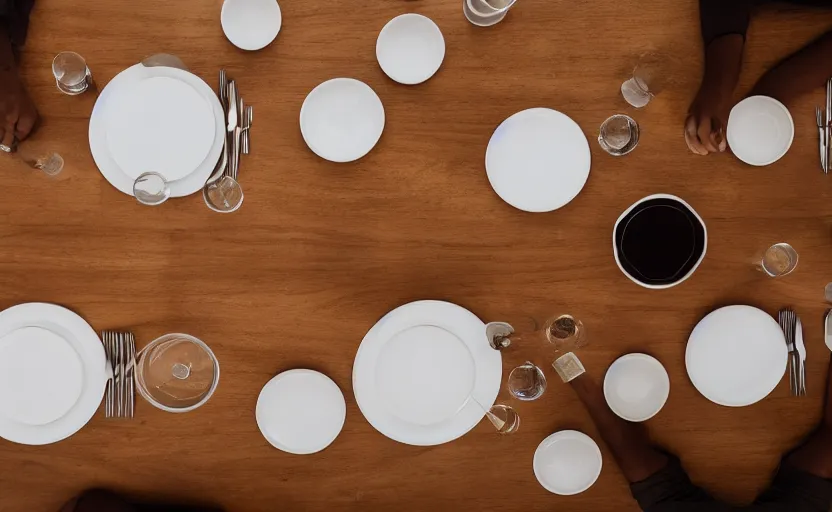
top-left (825, 310), bottom-right (832, 352)
top-left (825, 78), bottom-right (831, 173)
top-left (795, 316), bottom-right (806, 396)
top-left (227, 81), bottom-right (238, 133)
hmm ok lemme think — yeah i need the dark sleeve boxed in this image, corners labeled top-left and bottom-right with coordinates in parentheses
top-left (0, 0), bottom-right (35, 48)
top-left (700, 0), bottom-right (754, 45)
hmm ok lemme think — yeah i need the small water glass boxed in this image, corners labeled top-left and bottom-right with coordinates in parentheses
top-left (544, 315), bottom-right (587, 353)
top-left (135, 333), bottom-right (220, 413)
top-left (52, 52), bottom-right (92, 95)
top-left (483, 403), bottom-right (520, 434)
top-left (621, 55), bottom-right (664, 108)
top-left (508, 361), bottom-right (547, 401)
top-left (463, 0), bottom-right (516, 27)
top-left (17, 144), bottom-right (64, 176)
top-left (599, 114), bottom-right (639, 156)
top-left (204, 175), bottom-right (244, 213)
top-left (758, 243), bottom-right (798, 277)
top-left (133, 172), bottom-right (171, 206)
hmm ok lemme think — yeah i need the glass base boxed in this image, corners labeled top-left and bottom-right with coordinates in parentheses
top-left (463, 0), bottom-right (507, 27)
top-left (599, 115), bottom-right (640, 156)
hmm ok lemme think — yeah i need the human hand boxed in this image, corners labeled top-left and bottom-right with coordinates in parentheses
top-left (0, 65), bottom-right (38, 150)
top-left (684, 83), bottom-right (730, 156)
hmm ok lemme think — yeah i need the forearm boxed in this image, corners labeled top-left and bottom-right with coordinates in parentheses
top-left (753, 31), bottom-right (832, 105)
top-left (701, 35), bottom-right (744, 100)
top-left (569, 374), bottom-right (668, 483)
top-left (0, 25), bottom-right (15, 70)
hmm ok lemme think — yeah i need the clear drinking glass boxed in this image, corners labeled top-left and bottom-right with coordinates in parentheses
top-left (463, 0), bottom-right (517, 27)
top-left (204, 175), bottom-right (244, 213)
top-left (133, 172), bottom-right (171, 206)
top-left (508, 361), bottom-right (547, 401)
top-left (825, 283), bottom-right (832, 302)
top-left (479, 402), bottom-right (520, 434)
top-left (758, 243), bottom-right (798, 277)
top-left (621, 55), bottom-right (664, 108)
top-left (16, 144), bottom-right (64, 176)
top-left (52, 52), bottom-right (92, 95)
top-left (544, 315), bottom-right (587, 353)
top-left (599, 114), bottom-right (639, 156)
top-left (135, 333), bottom-right (219, 413)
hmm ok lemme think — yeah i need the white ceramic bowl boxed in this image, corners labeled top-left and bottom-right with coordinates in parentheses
top-left (533, 430), bottom-right (603, 495)
top-left (221, 0), bottom-right (282, 51)
top-left (603, 353), bottom-right (670, 422)
top-left (727, 95), bottom-right (794, 166)
top-left (376, 14), bottom-right (445, 85)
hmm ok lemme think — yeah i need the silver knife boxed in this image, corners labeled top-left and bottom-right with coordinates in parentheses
top-left (227, 81), bottom-right (238, 134)
top-left (825, 310), bottom-right (832, 352)
top-left (825, 78), bottom-right (831, 173)
top-left (795, 316), bottom-right (806, 396)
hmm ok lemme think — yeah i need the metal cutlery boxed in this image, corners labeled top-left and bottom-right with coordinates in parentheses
top-left (825, 77), bottom-right (831, 173)
top-left (242, 106), bottom-right (253, 155)
top-left (795, 316), bottom-right (806, 396)
top-left (777, 308), bottom-right (800, 396)
top-left (101, 330), bottom-right (136, 419)
top-left (219, 69), bottom-right (228, 108)
top-left (817, 106), bottom-right (826, 173)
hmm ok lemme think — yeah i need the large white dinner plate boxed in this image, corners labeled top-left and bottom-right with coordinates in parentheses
top-left (353, 300), bottom-right (501, 446)
top-left (0, 303), bottom-right (106, 445)
top-left (534, 430), bottom-right (603, 495)
top-left (727, 95), bottom-right (794, 166)
top-left (300, 78), bottom-right (385, 163)
top-left (256, 369), bottom-right (346, 455)
top-left (686, 305), bottom-right (787, 407)
top-left (89, 64), bottom-right (224, 198)
top-left (486, 108), bottom-right (591, 213)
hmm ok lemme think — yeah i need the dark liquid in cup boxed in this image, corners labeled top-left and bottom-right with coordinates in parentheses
top-left (614, 198), bottom-right (706, 286)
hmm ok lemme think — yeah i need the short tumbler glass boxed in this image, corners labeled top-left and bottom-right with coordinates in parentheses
top-left (52, 52), bottom-right (92, 95)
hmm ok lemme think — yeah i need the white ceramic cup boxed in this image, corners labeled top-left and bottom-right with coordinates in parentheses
top-left (612, 193), bottom-right (707, 290)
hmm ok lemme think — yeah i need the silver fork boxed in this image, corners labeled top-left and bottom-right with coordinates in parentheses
top-left (817, 106), bottom-right (826, 173)
top-left (778, 309), bottom-right (799, 396)
top-left (101, 330), bottom-right (136, 419)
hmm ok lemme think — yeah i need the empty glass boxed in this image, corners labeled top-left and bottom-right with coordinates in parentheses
top-left (479, 402), bottom-right (520, 434)
top-left (135, 333), bottom-right (219, 413)
top-left (508, 361), bottom-right (547, 400)
top-left (621, 55), bottom-right (664, 108)
top-left (52, 52), bottom-right (92, 95)
top-left (758, 243), bottom-right (798, 277)
top-left (15, 144), bottom-right (64, 176)
top-left (544, 315), bottom-right (587, 352)
top-left (463, 0), bottom-right (517, 27)
top-left (133, 172), bottom-right (171, 206)
top-left (599, 114), bottom-right (639, 156)
top-left (204, 175), bottom-right (244, 213)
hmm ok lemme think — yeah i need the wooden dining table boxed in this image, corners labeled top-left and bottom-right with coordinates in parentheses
top-left (2, 0), bottom-right (832, 510)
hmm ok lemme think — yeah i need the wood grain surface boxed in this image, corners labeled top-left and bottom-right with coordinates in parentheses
top-left (2, 0), bottom-right (832, 510)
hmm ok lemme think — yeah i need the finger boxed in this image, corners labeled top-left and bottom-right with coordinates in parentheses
top-left (14, 110), bottom-right (38, 142)
top-left (684, 116), bottom-right (708, 155)
top-left (696, 116), bottom-right (719, 153)
top-left (0, 125), bottom-right (14, 151)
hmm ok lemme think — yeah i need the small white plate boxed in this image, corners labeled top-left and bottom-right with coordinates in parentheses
top-left (686, 305), bottom-right (787, 407)
top-left (534, 430), bottom-right (603, 495)
top-left (486, 108), bottom-right (591, 213)
top-left (604, 353), bottom-right (669, 422)
top-left (90, 64), bottom-right (224, 198)
top-left (105, 76), bottom-right (215, 181)
top-left (727, 95), bottom-right (794, 166)
top-left (300, 78), bottom-right (385, 163)
top-left (353, 300), bottom-right (501, 446)
top-left (0, 303), bottom-right (106, 445)
top-left (0, 327), bottom-right (84, 426)
top-left (376, 14), bottom-right (445, 85)
top-left (221, 0), bottom-right (282, 51)
top-left (256, 369), bottom-right (346, 455)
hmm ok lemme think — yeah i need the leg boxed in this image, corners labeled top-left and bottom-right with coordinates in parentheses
top-left (754, 357), bottom-right (832, 511)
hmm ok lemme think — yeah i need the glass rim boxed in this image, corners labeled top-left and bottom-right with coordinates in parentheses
top-left (52, 51), bottom-right (86, 74)
top-left (466, 0), bottom-right (516, 15)
top-left (135, 332), bottom-right (220, 413)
